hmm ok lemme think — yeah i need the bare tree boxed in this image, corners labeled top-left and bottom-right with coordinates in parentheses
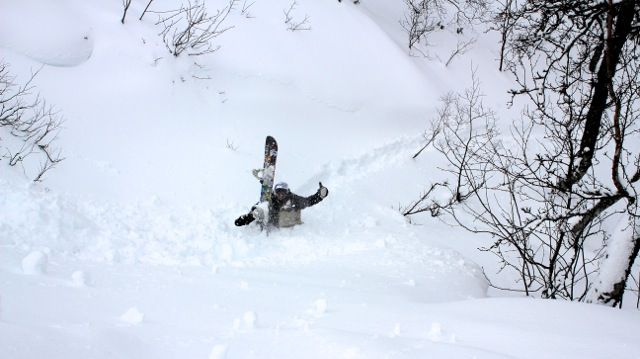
top-left (0, 63), bottom-right (64, 182)
top-left (157, 0), bottom-right (237, 57)
top-left (408, 0), bottom-right (640, 307)
top-left (500, 0), bottom-right (640, 307)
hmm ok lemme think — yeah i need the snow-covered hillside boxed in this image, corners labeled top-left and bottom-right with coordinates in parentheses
top-left (1, 0), bottom-right (639, 358)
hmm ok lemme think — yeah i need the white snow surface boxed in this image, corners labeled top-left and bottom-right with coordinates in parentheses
top-left (1, 0), bottom-right (639, 358)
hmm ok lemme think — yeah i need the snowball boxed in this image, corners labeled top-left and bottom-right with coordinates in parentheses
top-left (120, 307), bottom-right (144, 325)
top-left (427, 322), bottom-right (456, 343)
top-left (22, 251), bottom-right (48, 275)
top-left (209, 345), bottom-right (228, 359)
top-left (314, 299), bottom-right (328, 316)
top-left (427, 322), bottom-right (443, 340)
top-left (243, 311), bottom-right (257, 329)
top-left (391, 323), bottom-right (401, 337)
top-left (71, 271), bottom-right (89, 287)
top-left (233, 318), bottom-right (241, 331)
top-left (344, 347), bottom-right (361, 359)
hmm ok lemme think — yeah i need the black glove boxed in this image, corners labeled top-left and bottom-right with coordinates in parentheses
top-left (317, 182), bottom-right (329, 199)
top-left (235, 212), bottom-right (255, 226)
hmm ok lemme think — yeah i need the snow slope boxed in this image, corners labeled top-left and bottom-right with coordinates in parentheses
top-left (1, 0), bottom-right (639, 358)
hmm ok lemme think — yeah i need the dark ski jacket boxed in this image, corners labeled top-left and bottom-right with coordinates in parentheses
top-left (234, 186), bottom-right (328, 228)
top-left (268, 191), bottom-right (324, 227)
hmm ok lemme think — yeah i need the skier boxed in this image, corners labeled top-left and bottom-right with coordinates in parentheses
top-left (235, 182), bottom-right (329, 228)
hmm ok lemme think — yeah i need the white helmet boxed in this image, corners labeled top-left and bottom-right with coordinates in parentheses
top-left (274, 182), bottom-right (289, 193)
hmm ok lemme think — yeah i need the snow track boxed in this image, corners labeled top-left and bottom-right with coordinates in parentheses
top-left (0, 136), bottom-right (476, 287)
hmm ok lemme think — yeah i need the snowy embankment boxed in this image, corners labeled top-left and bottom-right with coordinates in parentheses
top-left (1, 0), bottom-right (640, 358)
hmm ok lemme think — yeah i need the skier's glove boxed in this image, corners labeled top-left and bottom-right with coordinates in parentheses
top-left (235, 212), bottom-right (255, 226)
top-left (317, 182), bottom-right (329, 199)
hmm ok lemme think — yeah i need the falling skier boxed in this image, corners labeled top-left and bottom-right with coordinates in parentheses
top-left (234, 136), bottom-right (329, 229)
top-left (235, 181), bottom-right (329, 228)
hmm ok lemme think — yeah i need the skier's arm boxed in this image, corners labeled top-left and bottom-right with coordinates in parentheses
top-left (293, 182), bottom-right (329, 209)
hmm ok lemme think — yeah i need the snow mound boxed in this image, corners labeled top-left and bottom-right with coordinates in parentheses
top-left (21, 250), bottom-right (48, 275)
top-left (209, 345), bottom-right (228, 359)
top-left (70, 270), bottom-right (89, 287)
top-left (120, 307), bottom-right (144, 325)
top-left (0, 0), bottom-right (93, 67)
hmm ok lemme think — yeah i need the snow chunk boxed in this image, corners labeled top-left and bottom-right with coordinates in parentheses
top-left (209, 345), bottom-right (228, 359)
top-left (313, 299), bottom-right (328, 316)
top-left (389, 323), bottom-right (401, 338)
top-left (344, 347), bottom-right (361, 359)
top-left (21, 251), bottom-right (48, 275)
top-left (120, 307), bottom-right (144, 325)
top-left (243, 311), bottom-right (257, 329)
top-left (71, 271), bottom-right (89, 287)
top-left (427, 322), bottom-right (456, 343)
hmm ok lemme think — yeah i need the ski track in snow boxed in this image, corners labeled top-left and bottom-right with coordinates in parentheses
top-left (0, 131), bottom-right (488, 311)
top-left (0, 135), bottom-right (471, 276)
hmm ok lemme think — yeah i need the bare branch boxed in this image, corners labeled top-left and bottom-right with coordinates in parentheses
top-left (158, 0), bottom-right (237, 57)
top-left (140, 0), bottom-right (156, 21)
top-left (284, 1), bottom-right (311, 31)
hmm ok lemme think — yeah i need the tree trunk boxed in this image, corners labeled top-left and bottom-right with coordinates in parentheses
top-left (560, 0), bottom-right (636, 191)
top-left (590, 218), bottom-right (640, 307)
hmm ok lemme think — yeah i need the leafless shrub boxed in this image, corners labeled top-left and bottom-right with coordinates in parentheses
top-left (284, 1), bottom-right (311, 32)
top-left (406, 69), bottom-right (497, 217)
top-left (401, 0), bottom-right (487, 52)
top-left (157, 0), bottom-right (237, 57)
top-left (226, 138), bottom-right (238, 151)
top-left (0, 63), bottom-right (64, 182)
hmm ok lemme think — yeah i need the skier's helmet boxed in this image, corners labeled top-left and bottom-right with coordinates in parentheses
top-left (274, 182), bottom-right (290, 198)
